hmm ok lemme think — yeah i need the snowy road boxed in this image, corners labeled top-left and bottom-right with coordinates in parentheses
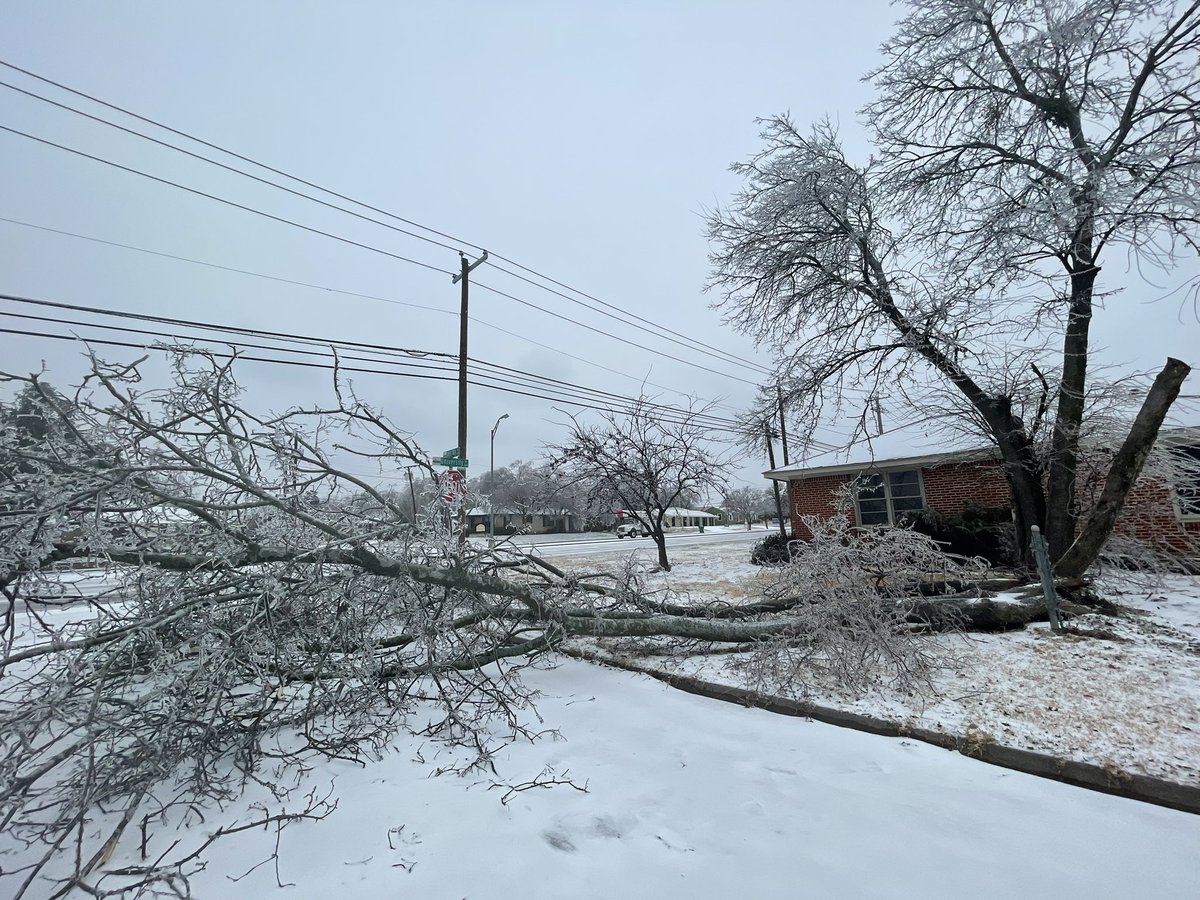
top-left (20, 530), bottom-right (768, 604)
top-left (481, 526), bottom-right (768, 559)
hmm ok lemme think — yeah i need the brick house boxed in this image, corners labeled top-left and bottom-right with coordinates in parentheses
top-left (765, 431), bottom-right (1200, 556)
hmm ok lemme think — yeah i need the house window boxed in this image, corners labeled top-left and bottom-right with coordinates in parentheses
top-left (855, 470), bottom-right (924, 525)
top-left (1174, 445), bottom-right (1200, 517)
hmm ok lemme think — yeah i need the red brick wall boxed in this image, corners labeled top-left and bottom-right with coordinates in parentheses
top-left (921, 461), bottom-right (1010, 516)
top-left (1108, 479), bottom-right (1200, 553)
top-left (1074, 454), bottom-right (1199, 554)
top-left (787, 473), bottom-right (853, 539)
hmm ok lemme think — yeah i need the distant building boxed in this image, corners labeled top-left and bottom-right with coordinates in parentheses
top-left (618, 507), bottom-right (721, 529)
top-left (465, 507), bottom-right (581, 535)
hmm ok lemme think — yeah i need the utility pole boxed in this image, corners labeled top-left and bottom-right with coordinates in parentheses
top-left (764, 423), bottom-right (788, 539)
top-left (406, 469), bottom-right (418, 526)
top-left (451, 250), bottom-right (489, 470)
top-left (777, 386), bottom-right (790, 467)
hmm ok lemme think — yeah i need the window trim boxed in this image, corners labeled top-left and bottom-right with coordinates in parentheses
top-left (1168, 444), bottom-right (1200, 522)
top-left (853, 468), bottom-right (926, 526)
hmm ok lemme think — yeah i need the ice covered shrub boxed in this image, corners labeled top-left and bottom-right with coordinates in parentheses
top-left (898, 504), bottom-right (1016, 567)
top-left (750, 531), bottom-right (794, 566)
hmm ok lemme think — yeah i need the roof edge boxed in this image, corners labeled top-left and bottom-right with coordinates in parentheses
top-left (764, 425), bottom-right (1200, 482)
top-left (764, 446), bottom-right (999, 481)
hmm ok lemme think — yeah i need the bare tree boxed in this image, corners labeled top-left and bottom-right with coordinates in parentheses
top-left (547, 399), bottom-right (730, 570)
top-left (471, 460), bottom-right (582, 532)
top-left (472, 460), bottom-right (544, 518)
top-left (342, 477), bottom-right (438, 529)
top-left (708, 0), bottom-right (1198, 571)
top-left (722, 486), bottom-right (771, 529)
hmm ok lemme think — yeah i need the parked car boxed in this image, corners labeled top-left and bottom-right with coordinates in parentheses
top-left (615, 521), bottom-right (646, 538)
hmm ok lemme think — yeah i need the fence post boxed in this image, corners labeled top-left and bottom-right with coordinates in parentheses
top-left (1029, 525), bottom-right (1063, 633)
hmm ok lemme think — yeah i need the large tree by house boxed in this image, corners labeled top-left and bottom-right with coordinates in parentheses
top-left (708, 0), bottom-right (1198, 573)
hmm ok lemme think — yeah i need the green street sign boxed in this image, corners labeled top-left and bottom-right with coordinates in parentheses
top-left (442, 447), bottom-right (460, 459)
top-left (435, 456), bottom-right (469, 468)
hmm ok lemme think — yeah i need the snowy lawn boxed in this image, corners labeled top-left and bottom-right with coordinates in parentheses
top-left (108, 659), bottom-right (1200, 900)
top-left (545, 543), bottom-right (1200, 786)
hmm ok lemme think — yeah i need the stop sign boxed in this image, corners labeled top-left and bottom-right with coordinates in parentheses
top-left (444, 469), bottom-right (466, 501)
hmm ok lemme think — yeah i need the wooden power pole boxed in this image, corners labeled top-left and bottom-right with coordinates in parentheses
top-left (764, 424), bottom-right (788, 538)
top-left (777, 386), bottom-right (790, 467)
top-left (450, 250), bottom-right (488, 474)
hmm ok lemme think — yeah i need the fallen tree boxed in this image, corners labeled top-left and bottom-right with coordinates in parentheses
top-left (0, 352), bottom-right (1061, 897)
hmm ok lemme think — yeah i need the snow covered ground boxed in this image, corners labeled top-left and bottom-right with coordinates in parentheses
top-left (546, 543), bottom-right (1200, 786)
top-left (110, 659), bottom-right (1200, 900)
top-left (10, 546), bottom-right (1200, 898)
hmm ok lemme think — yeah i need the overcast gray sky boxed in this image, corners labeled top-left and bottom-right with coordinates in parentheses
top-left (2, 1), bottom-right (1197, 490)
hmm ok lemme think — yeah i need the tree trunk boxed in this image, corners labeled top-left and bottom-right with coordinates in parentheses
top-left (650, 525), bottom-right (672, 571)
top-left (970, 395), bottom-right (1046, 565)
top-left (1055, 358), bottom-right (1192, 578)
top-left (909, 595), bottom-right (1063, 630)
top-left (565, 612), bottom-right (794, 641)
top-left (996, 434), bottom-right (1048, 565)
top-left (1045, 257), bottom-right (1100, 560)
top-left (559, 592), bottom-right (1061, 640)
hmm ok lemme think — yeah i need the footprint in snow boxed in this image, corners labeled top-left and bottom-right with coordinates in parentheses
top-left (542, 829), bottom-right (577, 853)
top-left (590, 815), bottom-right (622, 839)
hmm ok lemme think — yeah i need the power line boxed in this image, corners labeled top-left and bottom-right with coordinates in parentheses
top-left (0, 76), bottom-right (467, 258)
top-left (1, 123), bottom-right (766, 389)
top-left (0, 58), bottom-right (483, 253)
top-left (0, 215), bottom-right (451, 318)
top-left (469, 279), bottom-right (761, 387)
top-left (0, 124), bottom-right (453, 277)
top-left (468, 357), bottom-right (741, 431)
top-left (0, 293), bottom-right (745, 430)
top-left (1, 308), bottom-right (740, 432)
top-left (1, 322), bottom-right (743, 435)
top-left (0, 293), bottom-right (452, 364)
top-left (484, 259), bottom-right (773, 376)
top-left (0, 58), bottom-right (771, 377)
top-left (0, 309), bottom-right (457, 379)
top-left (0, 296), bottom-right (746, 434)
top-left (0, 76), bottom-right (771, 378)
top-left (0, 215), bottom-right (749, 415)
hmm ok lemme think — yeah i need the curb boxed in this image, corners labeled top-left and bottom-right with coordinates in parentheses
top-left (563, 647), bottom-right (1200, 816)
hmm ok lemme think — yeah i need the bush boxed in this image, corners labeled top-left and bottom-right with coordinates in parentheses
top-left (897, 505), bottom-right (1015, 566)
top-left (751, 531), bottom-right (794, 566)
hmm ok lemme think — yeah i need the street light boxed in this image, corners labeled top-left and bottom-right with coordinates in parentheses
top-left (489, 413), bottom-right (509, 547)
